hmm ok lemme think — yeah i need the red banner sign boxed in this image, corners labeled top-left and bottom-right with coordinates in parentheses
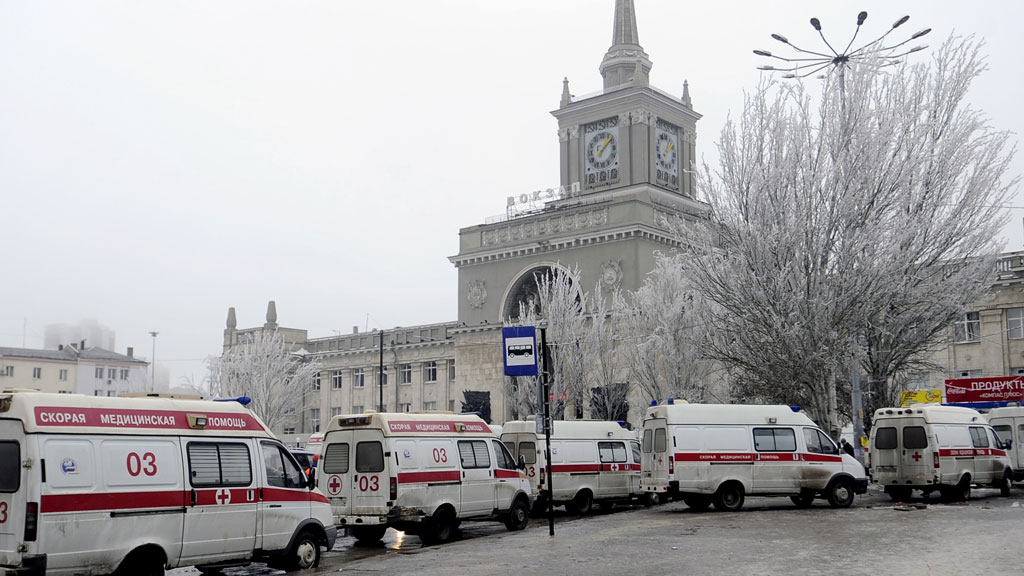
top-left (944, 376), bottom-right (1024, 403)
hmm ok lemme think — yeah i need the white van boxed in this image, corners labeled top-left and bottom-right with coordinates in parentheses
top-left (500, 419), bottom-right (642, 514)
top-left (987, 405), bottom-right (1024, 481)
top-left (0, 390), bottom-right (336, 576)
top-left (639, 403), bottom-right (867, 511)
top-left (319, 412), bottom-right (532, 544)
top-left (870, 404), bottom-right (1013, 501)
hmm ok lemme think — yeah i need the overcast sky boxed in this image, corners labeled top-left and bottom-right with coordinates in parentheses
top-left (2, 0), bottom-right (1022, 388)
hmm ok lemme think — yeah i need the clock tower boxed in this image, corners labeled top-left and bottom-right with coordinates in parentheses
top-left (450, 0), bottom-right (706, 423)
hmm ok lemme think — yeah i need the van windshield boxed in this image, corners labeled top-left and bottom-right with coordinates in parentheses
top-left (993, 425), bottom-right (1012, 444)
top-left (0, 441), bottom-right (18, 492)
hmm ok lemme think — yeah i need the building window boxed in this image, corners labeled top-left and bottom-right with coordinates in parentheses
top-left (2, 366), bottom-right (11, 377)
top-left (1012, 367), bottom-right (1024, 376)
top-left (953, 312), bottom-right (981, 343)
top-left (449, 400), bottom-right (456, 412)
top-left (353, 368), bottom-right (365, 388)
top-left (1008, 308), bottom-right (1024, 340)
top-left (94, 390), bottom-right (102, 396)
top-left (331, 407), bottom-right (343, 418)
top-left (107, 390), bottom-right (115, 397)
top-left (353, 405), bottom-right (364, 414)
top-left (32, 367), bottom-right (41, 379)
top-left (377, 366), bottom-right (388, 387)
top-left (311, 372), bottom-right (321, 391)
top-left (379, 405), bottom-right (387, 412)
top-left (120, 369), bottom-right (129, 380)
top-left (58, 390), bottom-right (71, 394)
top-left (448, 359), bottom-right (456, 381)
top-left (399, 403), bottom-right (412, 413)
top-left (424, 361), bottom-right (437, 383)
top-left (95, 367), bottom-right (103, 379)
top-left (108, 368), bottom-right (116, 379)
top-left (400, 364), bottom-right (412, 384)
top-left (283, 427), bottom-right (295, 436)
top-left (423, 401), bottom-right (437, 411)
top-left (309, 409), bottom-right (321, 433)
top-left (958, 369), bottom-right (983, 378)
top-left (331, 370), bottom-right (343, 389)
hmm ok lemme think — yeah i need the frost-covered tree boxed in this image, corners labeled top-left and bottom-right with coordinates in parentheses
top-left (680, 36), bottom-right (1015, 436)
top-left (615, 251), bottom-right (712, 407)
top-left (586, 281), bottom-right (629, 421)
top-left (536, 265), bottom-right (590, 419)
top-left (208, 329), bottom-right (321, 432)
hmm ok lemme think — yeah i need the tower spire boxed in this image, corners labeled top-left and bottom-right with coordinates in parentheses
top-left (600, 0), bottom-right (652, 90)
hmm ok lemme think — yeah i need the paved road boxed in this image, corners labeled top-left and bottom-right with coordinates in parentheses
top-left (171, 485), bottom-right (1024, 576)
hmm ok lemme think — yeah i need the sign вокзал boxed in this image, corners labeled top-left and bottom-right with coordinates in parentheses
top-left (944, 376), bottom-right (1024, 403)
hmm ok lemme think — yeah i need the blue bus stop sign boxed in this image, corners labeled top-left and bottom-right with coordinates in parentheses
top-left (502, 326), bottom-right (538, 377)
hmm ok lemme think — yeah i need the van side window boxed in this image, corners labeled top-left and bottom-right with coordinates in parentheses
top-left (598, 441), bottom-right (628, 463)
top-left (323, 443), bottom-right (350, 474)
top-left (519, 442), bottom-right (537, 464)
top-left (187, 442), bottom-right (252, 487)
top-left (903, 427), bottom-right (928, 450)
top-left (356, 442), bottom-right (385, 473)
top-left (0, 441), bottom-right (19, 492)
top-left (492, 440), bottom-right (517, 470)
top-left (816, 430), bottom-right (838, 455)
top-left (503, 441), bottom-right (516, 457)
top-left (803, 428), bottom-right (823, 453)
top-left (642, 429), bottom-right (653, 453)
top-left (753, 428), bottom-right (796, 452)
top-left (654, 429), bottom-right (667, 453)
top-left (993, 425), bottom-right (1012, 444)
top-left (969, 427), bottom-right (989, 448)
top-left (875, 427), bottom-right (897, 449)
top-left (1019, 424), bottom-right (1024, 443)
top-left (262, 442), bottom-right (304, 488)
top-left (631, 441), bottom-right (641, 464)
top-left (457, 440), bottom-right (491, 469)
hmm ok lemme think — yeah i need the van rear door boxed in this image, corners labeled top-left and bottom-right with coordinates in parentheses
top-left (642, 418), bottom-right (668, 490)
top-left (0, 420), bottom-right (25, 569)
top-left (898, 418), bottom-right (930, 483)
top-left (320, 431), bottom-right (355, 520)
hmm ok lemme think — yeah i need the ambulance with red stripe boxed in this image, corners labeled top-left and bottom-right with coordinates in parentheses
top-left (318, 412), bottom-right (531, 545)
top-left (869, 404), bottom-right (1013, 501)
top-left (500, 419), bottom-right (642, 514)
top-left (639, 403), bottom-right (867, 511)
top-left (0, 390), bottom-right (336, 576)
top-left (987, 405), bottom-right (1024, 481)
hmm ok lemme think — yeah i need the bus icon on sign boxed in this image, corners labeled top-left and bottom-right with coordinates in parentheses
top-left (507, 344), bottom-right (534, 358)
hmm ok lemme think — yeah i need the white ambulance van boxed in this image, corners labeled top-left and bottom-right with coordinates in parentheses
top-left (987, 405), bottom-right (1024, 481)
top-left (318, 412), bottom-right (532, 545)
top-left (500, 419), bottom-right (642, 514)
top-left (639, 403), bottom-right (867, 511)
top-left (0, 390), bottom-right (336, 576)
top-left (870, 404), bottom-right (1013, 501)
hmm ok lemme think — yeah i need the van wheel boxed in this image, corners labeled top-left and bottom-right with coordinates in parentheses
top-left (887, 487), bottom-right (912, 502)
top-left (790, 490), bottom-right (815, 508)
top-left (422, 507), bottom-right (456, 544)
top-left (114, 548), bottom-right (165, 576)
top-left (504, 497), bottom-right (530, 531)
top-left (682, 495), bottom-right (712, 512)
top-left (953, 476), bottom-right (972, 502)
top-left (282, 529), bottom-right (320, 572)
top-left (566, 490), bottom-right (593, 515)
top-left (999, 471), bottom-right (1013, 497)
top-left (826, 478), bottom-right (855, 508)
top-left (712, 482), bottom-right (744, 512)
top-left (351, 525), bottom-right (388, 543)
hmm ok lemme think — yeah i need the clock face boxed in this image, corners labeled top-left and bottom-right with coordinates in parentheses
top-left (655, 131), bottom-right (678, 172)
top-left (586, 130), bottom-right (618, 171)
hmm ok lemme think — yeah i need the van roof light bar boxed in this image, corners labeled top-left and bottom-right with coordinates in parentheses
top-left (213, 396), bottom-right (252, 406)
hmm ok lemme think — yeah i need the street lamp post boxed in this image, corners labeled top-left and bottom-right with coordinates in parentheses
top-left (149, 331), bottom-right (159, 390)
top-left (754, 12), bottom-right (930, 459)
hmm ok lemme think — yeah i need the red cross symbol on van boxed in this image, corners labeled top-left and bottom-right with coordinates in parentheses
top-left (610, 463), bottom-right (620, 472)
top-left (328, 475), bottom-right (342, 495)
top-left (911, 452), bottom-right (922, 462)
top-left (216, 488), bottom-right (231, 505)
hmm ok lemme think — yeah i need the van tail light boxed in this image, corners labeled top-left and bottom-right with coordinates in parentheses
top-left (390, 477), bottom-right (398, 500)
top-left (669, 456), bottom-right (675, 475)
top-left (934, 452), bottom-right (940, 469)
top-left (25, 502), bottom-right (39, 542)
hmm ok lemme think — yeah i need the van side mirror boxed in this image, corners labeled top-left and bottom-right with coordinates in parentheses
top-left (517, 454), bottom-right (527, 470)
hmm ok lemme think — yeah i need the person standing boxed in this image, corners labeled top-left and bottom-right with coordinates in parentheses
top-left (840, 438), bottom-right (856, 457)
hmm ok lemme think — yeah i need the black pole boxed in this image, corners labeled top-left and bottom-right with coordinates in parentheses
top-left (379, 330), bottom-right (384, 411)
top-left (540, 327), bottom-right (554, 536)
